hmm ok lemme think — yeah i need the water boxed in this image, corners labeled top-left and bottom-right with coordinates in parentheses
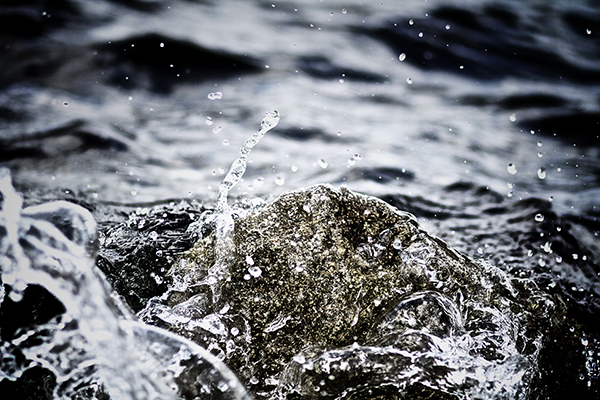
top-left (1, 0), bottom-right (599, 398)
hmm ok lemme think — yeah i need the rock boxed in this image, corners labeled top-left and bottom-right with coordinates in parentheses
top-left (168, 184), bottom-right (561, 398)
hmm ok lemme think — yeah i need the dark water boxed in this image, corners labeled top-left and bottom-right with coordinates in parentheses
top-left (1, 0), bottom-right (599, 399)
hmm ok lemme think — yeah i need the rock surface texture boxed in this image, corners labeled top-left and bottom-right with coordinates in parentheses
top-left (168, 184), bottom-right (561, 399)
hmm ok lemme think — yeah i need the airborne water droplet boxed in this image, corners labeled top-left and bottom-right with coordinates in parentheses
top-left (208, 91), bottom-right (223, 100)
top-left (399, 53), bottom-right (406, 61)
top-left (507, 163), bottom-right (517, 174)
top-left (534, 213), bottom-right (545, 222)
top-left (537, 167), bottom-right (546, 179)
top-left (317, 159), bottom-right (328, 169)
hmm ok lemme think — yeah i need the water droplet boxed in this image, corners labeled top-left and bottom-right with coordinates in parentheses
top-left (347, 158), bottom-right (356, 166)
top-left (63, 101), bottom-right (69, 107)
top-left (253, 177), bottom-right (264, 188)
top-left (534, 213), bottom-right (545, 222)
top-left (507, 163), bottom-right (517, 174)
top-left (293, 354), bottom-right (306, 364)
top-left (222, 140), bottom-right (230, 146)
top-left (149, 231), bottom-right (158, 241)
top-left (317, 159), bottom-right (328, 169)
top-left (537, 167), bottom-right (546, 179)
top-left (248, 266), bottom-right (262, 278)
top-left (291, 164), bottom-right (298, 172)
top-left (445, 24), bottom-right (451, 30)
top-left (399, 53), bottom-right (406, 61)
top-left (206, 116), bottom-right (213, 125)
top-left (537, 141), bottom-right (543, 147)
top-left (249, 377), bottom-right (259, 385)
top-left (245, 255), bottom-right (254, 265)
top-left (208, 91), bottom-right (223, 100)
top-left (156, 250), bottom-right (163, 257)
top-left (418, 32), bottom-right (424, 37)
top-left (353, 153), bottom-right (362, 160)
top-left (582, 338), bottom-right (589, 346)
top-left (230, 327), bottom-right (239, 336)
top-left (342, 8), bottom-right (347, 14)
top-left (392, 237), bottom-right (403, 250)
top-left (587, 28), bottom-right (592, 35)
top-left (275, 176), bottom-right (285, 185)
top-left (213, 126), bottom-right (222, 134)
top-left (160, 42), bottom-right (164, 47)
top-left (406, 77), bottom-right (413, 84)
top-left (509, 113), bottom-right (517, 122)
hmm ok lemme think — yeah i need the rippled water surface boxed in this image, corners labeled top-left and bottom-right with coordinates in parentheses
top-left (1, 0), bottom-right (599, 399)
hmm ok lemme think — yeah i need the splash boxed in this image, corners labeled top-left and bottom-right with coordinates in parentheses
top-left (216, 109), bottom-right (280, 213)
top-left (0, 167), bottom-right (251, 399)
top-left (201, 110), bottom-right (279, 298)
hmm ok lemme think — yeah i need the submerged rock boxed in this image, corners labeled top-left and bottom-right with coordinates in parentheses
top-left (166, 184), bottom-right (562, 398)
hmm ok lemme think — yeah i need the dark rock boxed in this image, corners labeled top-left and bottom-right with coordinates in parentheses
top-left (169, 184), bottom-right (560, 398)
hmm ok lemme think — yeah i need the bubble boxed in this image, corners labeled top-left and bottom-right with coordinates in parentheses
top-left (248, 266), bottom-right (262, 278)
top-left (399, 53), bottom-right (406, 61)
top-left (507, 163), bottom-right (517, 174)
top-left (317, 159), bottom-right (328, 169)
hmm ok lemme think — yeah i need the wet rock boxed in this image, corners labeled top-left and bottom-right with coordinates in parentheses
top-left (97, 201), bottom-right (202, 312)
top-left (170, 184), bottom-right (559, 398)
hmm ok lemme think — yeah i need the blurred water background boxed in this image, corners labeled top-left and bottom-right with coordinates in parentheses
top-left (1, 0), bottom-right (599, 398)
